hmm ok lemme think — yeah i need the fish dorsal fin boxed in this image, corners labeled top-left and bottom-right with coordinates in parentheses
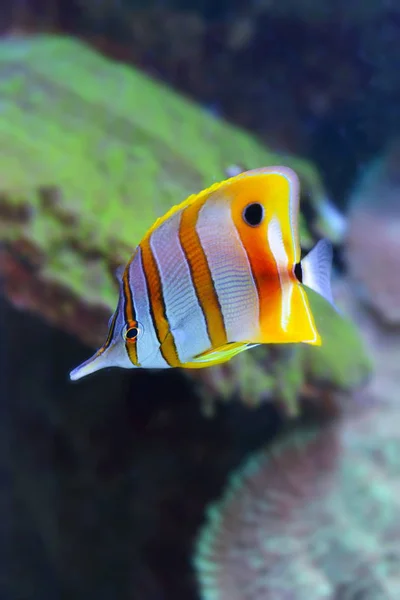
top-left (185, 342), bottom-right (257, 369)
top-left (115, 265), bottom-right (125, 283)
top-left (144, 169), bottom-right (270, 238)
top-left (144, 178), bottom-right (228, 237)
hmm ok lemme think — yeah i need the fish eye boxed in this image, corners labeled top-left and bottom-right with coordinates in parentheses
top-left (243, 202), bottom-right (264, 226)
top-left (123, 322), bottom-right (140, 343)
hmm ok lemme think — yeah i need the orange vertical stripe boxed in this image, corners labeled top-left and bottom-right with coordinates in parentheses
top-left (140, 236), bottom-right (181, 367)
top-left (179, 200), bottom-right (228, 349)
top-left (122, 266), bottom-right (139, 366)
top-left (232, 212), bottom-right (292, 342)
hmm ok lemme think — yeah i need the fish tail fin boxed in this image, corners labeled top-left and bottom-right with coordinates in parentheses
top-left (301, 239), bottom-right (338, 312)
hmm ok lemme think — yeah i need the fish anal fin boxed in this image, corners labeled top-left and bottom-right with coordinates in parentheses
top-left (183, 342), bottom-right (255, 369)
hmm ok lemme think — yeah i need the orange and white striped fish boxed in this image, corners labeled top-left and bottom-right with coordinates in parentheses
top-left (70, 166), bottom-right (336, 381)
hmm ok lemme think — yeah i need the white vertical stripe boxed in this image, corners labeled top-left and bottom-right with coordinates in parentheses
top-left (129, 248), bottom-right (170, 368)
top-left (279, 167), bottom-right (300, 265)
top-left (196, 197), bottom-right (260, 342)
top-left (149, 211), bottom-right (211, 362)
top-left (267, 217), bottom-right (293, 331)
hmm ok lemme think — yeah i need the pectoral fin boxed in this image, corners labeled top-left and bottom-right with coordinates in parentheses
top-left (184, 342), bottom-right (258, 369)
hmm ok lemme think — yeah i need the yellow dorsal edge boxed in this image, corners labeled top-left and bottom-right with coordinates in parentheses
top-left (145, 174), bottom-right (242, 238)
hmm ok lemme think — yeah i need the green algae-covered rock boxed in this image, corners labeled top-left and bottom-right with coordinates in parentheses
top-left (192, 292), bottom-right (372, 417)
top-left (0, 34), bottom-right (369, 410)
top-left (0, 34), bottom-right (325, 339)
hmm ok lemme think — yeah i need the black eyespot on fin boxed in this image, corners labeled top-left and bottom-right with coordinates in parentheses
top-left (294, 262), bottom-right (303, 283)
top-left (243, 203), bottom-right (264, 226)
top-left (125, 326), bottom-right (138, 340)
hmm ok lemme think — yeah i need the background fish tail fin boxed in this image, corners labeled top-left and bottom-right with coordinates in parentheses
top-left (301, 239), bottom-right (338, 312)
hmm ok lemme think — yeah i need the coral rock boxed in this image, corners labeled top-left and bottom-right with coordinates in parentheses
top-left (194, 398), bottom-right (400, 599)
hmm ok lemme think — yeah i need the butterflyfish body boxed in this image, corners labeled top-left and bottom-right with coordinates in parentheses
top-left (70, 166), bottom-right (336, 381)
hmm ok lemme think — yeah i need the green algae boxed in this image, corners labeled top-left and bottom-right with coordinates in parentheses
top-left (270, 292), bottom-right (373, 415)
top-left (194, 292), bottom-right (372, 416)
top-left (0, 34), bottom-right (330, 306)
top-left (0, 34), bottom-right (370, 407)
top-left (303, 289), bottom-right (374, 389)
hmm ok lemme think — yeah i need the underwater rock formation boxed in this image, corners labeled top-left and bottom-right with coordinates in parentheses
top-left (345, 139), bottom-right (400, 325)
top-left (194, 400), bottom-right (400, 599)
top-left (0, 34), bottom-right (370, 411)
top-left (0, 34), bottom-right (325, 343)
top-left (3, 0), bottom-right (400, 192)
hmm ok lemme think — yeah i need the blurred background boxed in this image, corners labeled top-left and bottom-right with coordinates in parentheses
top-left (0, 1), bottom-right (399, 599)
